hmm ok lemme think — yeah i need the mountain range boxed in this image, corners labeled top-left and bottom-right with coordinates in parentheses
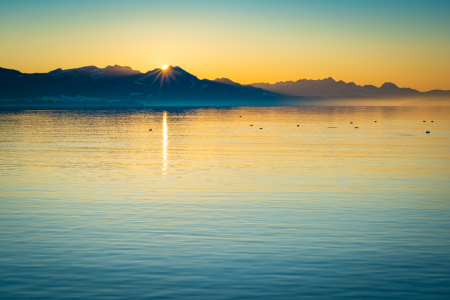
top-left (1, 65), bottom-right (449, 108)
top-left (0, 65), bottom-right (279, 107)
top-left (250, 77), bottom-right (450, 99)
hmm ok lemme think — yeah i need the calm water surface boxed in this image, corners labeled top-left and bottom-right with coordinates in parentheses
top-left (1, 106), bottom-right (450, 299)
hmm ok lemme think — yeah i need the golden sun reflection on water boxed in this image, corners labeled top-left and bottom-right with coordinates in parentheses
top-left (162, 111), bottom-right (168, 175)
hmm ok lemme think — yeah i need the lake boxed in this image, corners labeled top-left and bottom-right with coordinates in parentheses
top-left (1, 106), bottom-right (449, 299)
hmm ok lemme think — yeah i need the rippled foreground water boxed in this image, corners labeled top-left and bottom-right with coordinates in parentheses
top-left (1, 106), bottom-right (450, 299)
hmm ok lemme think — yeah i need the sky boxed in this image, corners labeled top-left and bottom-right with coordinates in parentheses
top-left (0, 0), bottom-right (449, 91)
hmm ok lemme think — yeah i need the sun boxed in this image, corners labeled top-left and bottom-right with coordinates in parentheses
top-left (162, 65), bottom-right (169, 70)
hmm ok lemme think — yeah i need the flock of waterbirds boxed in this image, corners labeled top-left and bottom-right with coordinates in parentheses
top-left (143, 115), bottom-right (434, 134)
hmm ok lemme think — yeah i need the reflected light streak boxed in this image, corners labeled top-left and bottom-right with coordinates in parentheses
top-left (162, 111), bottom-right (168, 174)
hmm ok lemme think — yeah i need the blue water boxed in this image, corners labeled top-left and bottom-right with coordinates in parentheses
top-left (1, 106), bottom-right (450, 299)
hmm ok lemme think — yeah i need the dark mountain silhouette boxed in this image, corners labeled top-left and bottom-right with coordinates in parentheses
top-left (213, 78), bottom-right (242, 87)
top-left (251, 77), bottom-right (450, 99)
top-left (1, 65), bottom-right (449, 108)
top-left (0, 65), bottom-right (280, 107)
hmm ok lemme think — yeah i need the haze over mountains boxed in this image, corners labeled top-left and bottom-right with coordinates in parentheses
top-left (1, 64), bottom-right (449, 108)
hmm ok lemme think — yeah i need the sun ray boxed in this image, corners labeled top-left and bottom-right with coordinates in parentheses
top-left (149, 71), bottom-right (163, 88)
top-left (135, 69), bottom-right (162, 83)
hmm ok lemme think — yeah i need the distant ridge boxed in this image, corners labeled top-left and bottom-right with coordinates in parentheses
top-left (48, 65), bottom-right (142, 77)
top-left (250, 77), bottom-right (450, 98)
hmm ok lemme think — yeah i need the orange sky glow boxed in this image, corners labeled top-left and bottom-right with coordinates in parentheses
top-left (1, 1), bottom-right (449, 92)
